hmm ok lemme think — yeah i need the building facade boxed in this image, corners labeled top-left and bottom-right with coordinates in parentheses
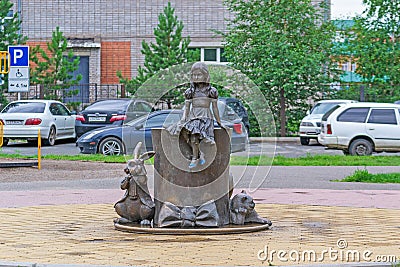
top-left (8, 0), bottom-right (330, 103)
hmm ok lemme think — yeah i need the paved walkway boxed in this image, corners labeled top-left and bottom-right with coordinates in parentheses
top-left (0, 203), bottom-right (398, 266)
top-left (0, 185), bottom-right (398, 266)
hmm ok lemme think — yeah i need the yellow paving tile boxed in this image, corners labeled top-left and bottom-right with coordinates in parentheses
top-left (0, 204), bottom-right (398, 266)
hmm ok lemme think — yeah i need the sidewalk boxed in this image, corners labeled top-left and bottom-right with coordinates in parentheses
top-left (0, 202), bottom-right (398, 266)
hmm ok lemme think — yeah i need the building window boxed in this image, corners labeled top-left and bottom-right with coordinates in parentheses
top-left (204, 48), bottom-right (217, 61)
top-left (198, 47), bottom-right (228, 63)
top-left (220, 48), bottom-right (228, 62)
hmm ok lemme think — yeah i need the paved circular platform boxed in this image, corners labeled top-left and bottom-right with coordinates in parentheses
top-left (114, 221), bottom-right (271, 234)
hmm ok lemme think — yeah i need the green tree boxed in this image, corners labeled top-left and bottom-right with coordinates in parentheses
top-left (0, 0), bottom-right (27, 105)
top-left (30, 26), bottom-right (81, 100)
top-left (345, 0), bottom-right (400, 102)
top-left (223, 0), bottom-right (337, 136)
top-left (117, 2), bottom-right (192, 95)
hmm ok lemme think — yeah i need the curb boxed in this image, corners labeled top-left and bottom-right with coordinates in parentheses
top-left (0, 161), bottom-right (38, 168)
top-left (249, 137), bottom-right (299, 143)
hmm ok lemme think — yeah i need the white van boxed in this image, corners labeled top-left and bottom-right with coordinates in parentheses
top-left (318, 102), bottom-right (400, 155)
top-left (299, 100), bottom-right (357, 145)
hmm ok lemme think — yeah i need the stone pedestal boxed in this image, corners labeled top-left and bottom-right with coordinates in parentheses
top-left (152, 128), bottom-right (231, 226)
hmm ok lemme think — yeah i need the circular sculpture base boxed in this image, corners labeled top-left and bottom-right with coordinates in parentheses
top-left (114, 222), bottom-right (270, 235)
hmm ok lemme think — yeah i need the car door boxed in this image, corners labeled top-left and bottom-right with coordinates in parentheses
top-left (142, 113), bottom-right (170, 150)
top-left (129, 112), bottom-right (181, 152)
top-left (366, 108), bottom-right (400, 149)
top-left (57, 103), bottom-right (75, 137)
top-left (49, 103), bottom-right (66, 136)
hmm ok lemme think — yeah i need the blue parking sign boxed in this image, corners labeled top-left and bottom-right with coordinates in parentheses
top-left (8, 46), bottom-right (29, 67)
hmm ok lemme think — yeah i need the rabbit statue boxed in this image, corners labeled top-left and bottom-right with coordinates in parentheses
top-left (114, 142), bottom-right (155, 225)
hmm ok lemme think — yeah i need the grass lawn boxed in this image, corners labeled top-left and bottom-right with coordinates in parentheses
top-left (2, 153), bottom-right (400, 166)
top-left (336, 169), bottom-right (400, 183)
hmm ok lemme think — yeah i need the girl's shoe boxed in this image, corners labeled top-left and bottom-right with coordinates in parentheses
top-left (189, 159), bottom-right (198, 169)
top-left (199, 152), bottom-right (206, 165)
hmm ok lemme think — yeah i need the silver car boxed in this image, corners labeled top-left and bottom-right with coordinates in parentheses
top-left (0, 100), bottom-right (76, 146)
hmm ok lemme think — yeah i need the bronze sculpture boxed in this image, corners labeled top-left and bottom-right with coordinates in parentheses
top-left (229, 190), bottom-right (272, 225)
top-left (114, 62), bottom-right (272, 232)
top-left (167, 62), bottom-right (227, 169)
top-left (114, 142), bottom-right (155, 225)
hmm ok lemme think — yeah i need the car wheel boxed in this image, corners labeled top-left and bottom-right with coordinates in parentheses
top-left (1, 138), bottom-right (8, 146)
top-left (349, 139), bottom-right (373, 156)
top-left (43, 126), bottom-right (56, 146)
top-left (99, 137), bottom-right (125, 156)
top-left (300, 137), bottom-right (310, 145)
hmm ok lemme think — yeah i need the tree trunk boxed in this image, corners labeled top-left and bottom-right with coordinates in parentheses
top-left (279, 87), bottom-right (286, 137)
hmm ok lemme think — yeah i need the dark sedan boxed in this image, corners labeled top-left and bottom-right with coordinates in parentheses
top-left (76, 109), bottom-right (248, 155)
top-left (219, 97), bottom-right (250, 135)
top-left (75, 98), bottom-right (153, 137)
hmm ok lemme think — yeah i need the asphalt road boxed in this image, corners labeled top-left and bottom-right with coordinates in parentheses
top-left (1, 138), bottom-right (346, 157)
top-left (1, 165), bottom-right (400, 192)
top-left (4, 137), bottom-right (400, 158)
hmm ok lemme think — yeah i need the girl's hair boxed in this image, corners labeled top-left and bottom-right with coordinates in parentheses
top-left (185, 62), bottom-right (212, 99)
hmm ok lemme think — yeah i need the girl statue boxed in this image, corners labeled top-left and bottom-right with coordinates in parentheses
top-left (168, 62), bottom-right (226, 169)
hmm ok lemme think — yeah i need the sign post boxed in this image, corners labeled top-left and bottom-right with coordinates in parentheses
top-left (0, 120), bottom-right (3, 147)
top-left (0, 51), bottom-right (10, 74)
top-left (8, 45), bottom-right (30, 93)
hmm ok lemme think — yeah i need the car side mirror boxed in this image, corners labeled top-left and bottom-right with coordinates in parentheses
top-left (306, 110), bottom-right (310, 115)
top-left (135, 123), bottom-right (144, 130)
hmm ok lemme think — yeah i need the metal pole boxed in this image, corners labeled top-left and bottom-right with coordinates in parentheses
top-left (37, 129), bottom-right (41, 170)
top-left (0, 120), bottom-right (3, 147)
top-left (17, 0), bottom-right (22, 101)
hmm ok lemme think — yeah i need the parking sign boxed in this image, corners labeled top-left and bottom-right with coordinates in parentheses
top-left (8, 46), bottom-right (29, 67)
top-left (8, 45), bottom-right (30, 92)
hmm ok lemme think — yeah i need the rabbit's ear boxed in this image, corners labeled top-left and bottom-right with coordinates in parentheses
top-left (133, 142), bottom-right (142, 159)
top-left (139, 151), bottom-right (156, 161)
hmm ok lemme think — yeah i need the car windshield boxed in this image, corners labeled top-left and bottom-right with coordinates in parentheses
top-left (321, 105), bottom-right (342, 121)
top-left (1, 102), bottom-right (46, 113)
top-left (311, 102), bottom-right (344, 115)
top-left (218, 101), bottom-right (241, 121)
top-left (85, 100), bottom-right (129, 110)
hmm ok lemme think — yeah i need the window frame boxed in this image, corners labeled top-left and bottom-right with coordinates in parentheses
top-left (337, 107), bottom-right (370, 123)
top-left (367, 108), bottom-right (398, 125)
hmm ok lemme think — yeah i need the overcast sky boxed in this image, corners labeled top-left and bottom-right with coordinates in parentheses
top-left (331, 0), bottom-right (366, 19)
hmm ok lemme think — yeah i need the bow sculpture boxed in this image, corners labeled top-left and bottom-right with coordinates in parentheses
top-left (158, 200), bottom-right (219, 228)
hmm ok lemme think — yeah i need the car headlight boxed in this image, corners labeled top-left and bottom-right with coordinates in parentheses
top-left (300, 121), bottom-right (314, 127)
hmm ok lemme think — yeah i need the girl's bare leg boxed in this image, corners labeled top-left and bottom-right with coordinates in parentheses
top-left (189, 134), bottom-right (200, 168)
